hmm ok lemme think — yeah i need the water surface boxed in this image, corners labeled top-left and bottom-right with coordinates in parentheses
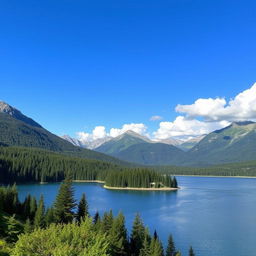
top-left (18, 176), bottom-right (256, 256)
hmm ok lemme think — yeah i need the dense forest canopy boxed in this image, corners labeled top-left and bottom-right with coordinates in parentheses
top-left (0, 146), bottom-right (177, 189)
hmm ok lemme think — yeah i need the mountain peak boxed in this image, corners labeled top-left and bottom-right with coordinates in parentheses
top-left (0, 101), bottom-right (16, 115)
top-left (118, 130), bottom-right (151, 142)
top-left (0, 101), bottom-right (42, 128)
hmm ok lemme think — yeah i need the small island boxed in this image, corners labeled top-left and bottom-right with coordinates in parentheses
top-left (73, 169), bottom-right (179, 191)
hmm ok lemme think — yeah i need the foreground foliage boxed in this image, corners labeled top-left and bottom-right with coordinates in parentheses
top-left (0, 178), bottom-right (192, 256)
top-left (12, 219), bottom-right (109, 256)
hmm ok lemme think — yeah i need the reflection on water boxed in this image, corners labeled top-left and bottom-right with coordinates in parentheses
top-left (18, 176), bottom-right (256, 256)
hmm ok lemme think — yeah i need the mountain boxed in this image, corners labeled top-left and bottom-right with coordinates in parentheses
top-left (61, 135), bottom-right (84, 147)
top-left (96, 130), bottom-right (151, 155)
top-left (96, 130), bottom-right (185, 165)
top-left (0, 101), bottom-right (128, 165)
top-left (178, 135), bottom-right (206, 151)
top-left (184, 121), bottom-right (256, 165)
top-left (61, 135), bottom-right (112, 149)
top-left (0, 101), bottom-right (42, 128)
top-left (84, 137), bottom-right (112, 149)
top-left (113, 142), bottom-right (185, 165)
top-left (154, 138), bottom-right (182, 146)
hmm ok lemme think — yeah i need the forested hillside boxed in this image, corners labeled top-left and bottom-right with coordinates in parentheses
top-left (0, 146), bottom-right (121, 184)
top-left (183, 122), bottom-right (256, 166)
top-left (0, 146), bottom-right (177, 189)
top-left (0, 108), bottom-right (128, 166)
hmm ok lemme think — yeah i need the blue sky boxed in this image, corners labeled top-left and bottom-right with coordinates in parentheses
top-left (1, 0), bottom-right (256, 142)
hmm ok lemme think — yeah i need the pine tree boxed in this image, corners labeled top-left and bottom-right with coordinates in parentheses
top-left (93, 211), bottom-right (100, 224)
top-left (24, 218), bottom-right (33, 233)
top-left (101, 210), bottom-right (114, 235)
top-left (189, 246), bottom-right (195, 256)
top-left (150, 237), bottom-right (164, 256)
top-left (172, 177), bottom-right (178, 188)
top-left (166, 234), bottom-right (176, 256)
top-left (29, 196), bottom-right (37, 220)
top-left (34, 195), bottom-right (45, 228)
top-left (154, 230), bottom-right (158, 240)
top-left (45, 207), bottom-right (55, 226)
top-left (139, 228), bottom-right (151, 256)
top-left (109, 212), bottom-right (128, 256)
top-left (22, 194), bottom-right (31, 219)
top-left (76, 193), bottom-right (89, 222)
top-left (6, 215), bottom-right (22, 243)
top-left (54, 174), bottom-right (76, 223)
top-left (130, 213), bottom-right (145, 256)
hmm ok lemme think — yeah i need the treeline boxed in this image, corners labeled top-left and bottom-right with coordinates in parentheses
top-left (105, 169), bottom-right (178, 188)
top-left (156, 160), bottom-right (256, 177)
top-left (0, 176), bottom-right (194, 256)
top-left (0, 146), bottom-right (119, 183)
top-left (0, 147), bottom-right (178, 189)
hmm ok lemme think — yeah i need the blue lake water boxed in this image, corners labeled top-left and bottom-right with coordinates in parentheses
top-left (17, 176), bottom-right (256, 256)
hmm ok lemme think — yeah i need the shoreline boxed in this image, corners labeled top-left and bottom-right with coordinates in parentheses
top-left (175, 174), bottom-right (256, 179)
top-left (73, 180), bottom-right (105, 184)
top-left (103, 185), bottom-right (179, 191)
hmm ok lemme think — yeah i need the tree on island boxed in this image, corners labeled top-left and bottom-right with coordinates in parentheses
top-left (54, 173), bottom-right (76, 223)
top-left (172, 177), bottom-right (178, 188)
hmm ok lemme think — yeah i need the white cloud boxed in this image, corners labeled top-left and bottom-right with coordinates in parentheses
top-left (77, 126), bottom-right (107, 144)
top-left (77, 123), bottom-right (148, 145)
top-left (109, 123), bottom-right (148, 137)
top-left (76, 83), bottom-right (256, 144)
top-left (153, 116), bottom-right (230, 140)
top-left (176, 83), bottom-right (256, 122)
top-left (150, 115), bottom-right (163, 121)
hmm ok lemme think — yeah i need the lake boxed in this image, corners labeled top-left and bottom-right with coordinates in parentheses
top-left (17, 176), bottom-right (256, 256)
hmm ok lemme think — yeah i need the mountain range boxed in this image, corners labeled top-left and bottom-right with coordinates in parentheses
top-left (1, 101), bottom-right (256, 167)
top-left (91, 122), bottom-right (256, 166)
top-left (62, 129), bottom-right (204, 151)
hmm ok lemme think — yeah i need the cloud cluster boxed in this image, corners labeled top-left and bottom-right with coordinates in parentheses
top-left (176, 83), bottom-right (256, 122)
top-left (77, 126), bottom-right (107, 144)
top-left (109, 123), bottom-right (147, 137)
top-left (153, 117), bottom-right (230, 140)
top-left (77, 123), bottom-right (148, 144)
top-left (76, 83), bottom-right (256, 144)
